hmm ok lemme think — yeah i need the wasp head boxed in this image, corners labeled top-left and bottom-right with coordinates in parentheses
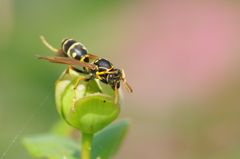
top-left (107, 69), bottom-right (122, 90)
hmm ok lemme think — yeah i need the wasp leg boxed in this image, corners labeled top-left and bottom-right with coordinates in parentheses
top-left (72, 76), bottom-right (94, 112)
top-left (95, 71), bottom-right (120, 104)
top-left (120, 69), bottom-right (133, 93)
top-left (54, 65), bottom-right (84, 88)
top-left (96, 71), bottom-right (118, 76)
top-left (114, 85), bottom-right (119, 104)
top-left (95, 71), bottom-right (118, 81)
top-left (40, 36), bottom-right (66, 57)
top-left (95, 72), bottom-right (105, 81)
top-left (54, 66), bottom-right (71, 88)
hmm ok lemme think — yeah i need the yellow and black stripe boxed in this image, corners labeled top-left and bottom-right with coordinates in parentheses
top-left (61, 38), bottom-right (89, 62)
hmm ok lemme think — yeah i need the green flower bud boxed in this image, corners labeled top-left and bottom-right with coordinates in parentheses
top-left (55, 67), bottom-right (121, 134)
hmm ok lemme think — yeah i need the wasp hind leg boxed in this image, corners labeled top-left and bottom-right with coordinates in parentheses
top-left (54, 65), bottom-right (85, 88)
top-left (54, 65), bottom-right (92, 112)
top-left (55, 66), bottom-right (71, 88)
top-left (71, 75), bottom-right (94, 112)
top-left (40, 36), bottom-right (67, 57)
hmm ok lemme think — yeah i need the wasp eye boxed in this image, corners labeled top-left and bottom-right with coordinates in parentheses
top-left (109, 74), bottom-right (114, 79)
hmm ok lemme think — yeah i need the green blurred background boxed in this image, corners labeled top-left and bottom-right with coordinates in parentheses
top-left (1, 0), bottom-right (240, 159)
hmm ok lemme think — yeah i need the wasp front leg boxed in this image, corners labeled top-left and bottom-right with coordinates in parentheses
top-left (114, 85), bottom-right (119, 104)
top-left (95, 71), bottom-right (119, 104)
top-left (120, 69), bottom-right (133, 93)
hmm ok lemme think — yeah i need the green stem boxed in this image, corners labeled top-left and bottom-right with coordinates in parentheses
top-left (81, 133), bottom-right (94, 159)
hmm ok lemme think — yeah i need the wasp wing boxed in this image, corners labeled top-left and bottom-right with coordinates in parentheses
top-left (88, 53), bottom-right (101, 60)
top-left (55, 51), bottom-right (68, 57)
top-left (36, 55), bottom-right (96, 70)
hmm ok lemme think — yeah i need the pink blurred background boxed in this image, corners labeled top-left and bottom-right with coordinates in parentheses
top-left (117, 1), bottom-right (240, 159)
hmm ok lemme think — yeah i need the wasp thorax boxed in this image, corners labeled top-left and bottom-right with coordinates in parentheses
top-left (94, 58), bottom-right (113, 70)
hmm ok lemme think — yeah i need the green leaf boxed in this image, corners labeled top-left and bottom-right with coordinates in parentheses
top-left (23, 119), bottom-right (130, 159)
top-left (92, 119), bottom-right (131, 159)
top-left (50, 119), bottom-right (75, 136)
top-left (23, 134), bottom-right (80, 159)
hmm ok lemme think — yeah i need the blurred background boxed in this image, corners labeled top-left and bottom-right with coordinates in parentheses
top-left (1, 0), bottom-right (240, 158)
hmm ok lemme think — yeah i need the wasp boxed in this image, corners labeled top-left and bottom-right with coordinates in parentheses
top-left (36, 36), bottom-right (132, 110)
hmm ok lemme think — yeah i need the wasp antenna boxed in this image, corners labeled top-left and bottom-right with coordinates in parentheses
top-left (36, 55), bottom-right (44, 59)
top-left (124, 82), bottom-right (133, 93)
top-left (120, 69), bottom-right (133, 93)
top-left (40, 36), bottom-right (63, 54)
top-left (39, 35), bottom-right (44, 40)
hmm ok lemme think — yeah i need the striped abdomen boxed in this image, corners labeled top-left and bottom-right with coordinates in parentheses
top-left (61, 38), bottom-right (89, 62)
